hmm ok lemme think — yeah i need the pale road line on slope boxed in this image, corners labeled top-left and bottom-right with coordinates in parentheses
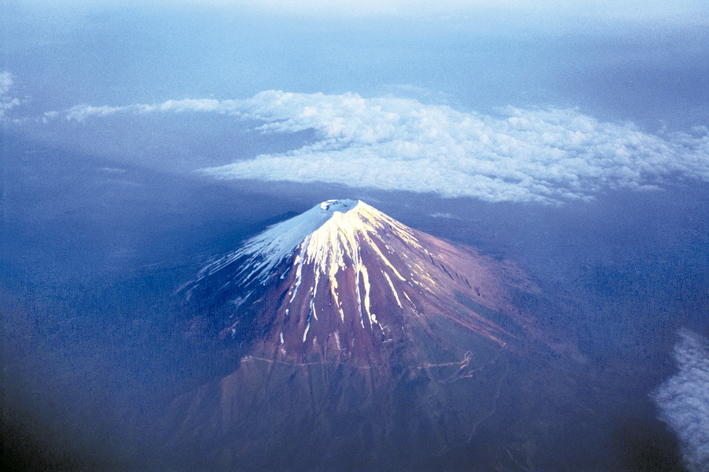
top-left (241, 349), bottom-right (511, 441)
top-left (413, 345), bottom-right (510, 442)
top-left (241, 355), bottom-right (380, 370)
top-left (416, 346), bottom-right (507, 411)
top-left (242, 347), bottom-right (506, 375)
top-left (468, 351), bottom-right (510, 440)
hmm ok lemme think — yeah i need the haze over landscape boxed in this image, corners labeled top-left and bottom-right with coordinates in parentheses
top-left (2, 0), bottom-right (709, 470)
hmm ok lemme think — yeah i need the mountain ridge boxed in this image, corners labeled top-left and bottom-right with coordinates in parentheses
top-left (167, 199), bottom-right (546, 469)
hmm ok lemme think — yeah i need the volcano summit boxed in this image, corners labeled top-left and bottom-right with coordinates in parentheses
top-left (170, 200), bottom-right (545, 469)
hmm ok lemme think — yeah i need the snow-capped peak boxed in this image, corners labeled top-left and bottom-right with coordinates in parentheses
top-left (319, 199), bottom-right (357, 213)
top-left (196, 199), bottom-right (415, 287)
top-left (186, 198), bottom-right (537, 359)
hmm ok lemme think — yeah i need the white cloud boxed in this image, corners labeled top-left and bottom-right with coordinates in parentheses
top-left (200, 91), bottom-right (709, 204)
top-left (0, 71), bottom-right (21, 119)
top-left (653, 330), bottom-right (709, 472)
top-left (64, 98), bottom-right (243, 122)
top-left (53, 90), bottom-right (709, 204)
top-left (0, 72), bottom-right (13, 96)
top-left (65, 104), bottom-right (127, 122)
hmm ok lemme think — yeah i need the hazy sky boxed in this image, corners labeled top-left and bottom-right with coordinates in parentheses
top-left (2, 0), bottom-right (708, 203)
top-left (10, 0), bottom-right (709, 17)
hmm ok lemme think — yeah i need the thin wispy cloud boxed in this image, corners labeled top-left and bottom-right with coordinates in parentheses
top-left (653, 330), bottom-right (709, 472)
top-left (46, 91), bottom-right (709, 204)
top-left (64, 98), bottom-right (241, 122)
top-left (0, 72), bottom-right (21, 119)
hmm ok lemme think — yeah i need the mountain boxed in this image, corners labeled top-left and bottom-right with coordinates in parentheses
top-left (167, 200), bottom-right (546, 470)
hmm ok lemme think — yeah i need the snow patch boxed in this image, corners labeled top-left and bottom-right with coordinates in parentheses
top-left (384, 272), bottom-right (403, 308)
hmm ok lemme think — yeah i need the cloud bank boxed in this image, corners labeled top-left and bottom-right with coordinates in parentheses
top-left (55, 91), bottom-right (709, 204)
top-left (653, 330), bottom-right (709, 472)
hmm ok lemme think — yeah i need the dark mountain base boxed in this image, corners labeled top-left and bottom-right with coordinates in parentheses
top-left (163, 351), bottom-right (507, 471)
